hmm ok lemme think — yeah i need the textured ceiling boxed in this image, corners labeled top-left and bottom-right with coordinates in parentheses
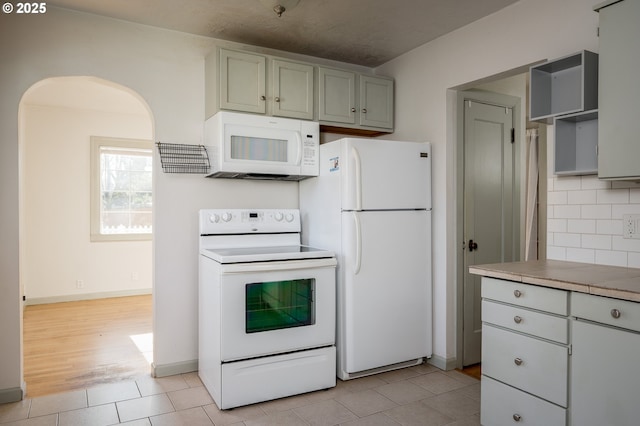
top-left (45, 0), bottom-right (519, 67)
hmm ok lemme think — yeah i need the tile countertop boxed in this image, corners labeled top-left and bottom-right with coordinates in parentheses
top-left (469, 259), bottom-right (640, 303)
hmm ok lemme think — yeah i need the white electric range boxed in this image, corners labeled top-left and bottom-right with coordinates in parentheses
top-left (198, 209), bottom-right (337, 409)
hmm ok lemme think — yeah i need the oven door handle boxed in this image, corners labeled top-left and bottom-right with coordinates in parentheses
top-left (219, 258), bottom-right (337, 273)
top-left (353, 211), bottom-right (362, 274)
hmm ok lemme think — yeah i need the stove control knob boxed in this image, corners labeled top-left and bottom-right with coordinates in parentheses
top-left (209, 214), bottom-right (220, 223)
top-left (222, 212), bottom-right (233, 222)
top-left (285, 213), bottom-right (295, 222)
top-left (274, 212), bottom-right (284, 222)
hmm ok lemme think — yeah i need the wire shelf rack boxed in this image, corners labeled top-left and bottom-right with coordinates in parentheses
top-left (156, 142), bottom-right (210, 174)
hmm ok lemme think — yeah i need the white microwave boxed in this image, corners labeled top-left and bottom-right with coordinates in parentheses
top-left (205, 111), bottom-right (320, 181)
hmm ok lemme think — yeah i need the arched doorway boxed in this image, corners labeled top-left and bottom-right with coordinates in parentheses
top-left (19, 76), bottom-right (155, 396)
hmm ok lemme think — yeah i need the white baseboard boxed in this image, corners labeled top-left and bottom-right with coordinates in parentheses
top-left (25, 289), bottom-right (152, 306)
top-left (427, 354), bottom-right (457, 371)
top-left (152, 360), bottom-right (198, 378)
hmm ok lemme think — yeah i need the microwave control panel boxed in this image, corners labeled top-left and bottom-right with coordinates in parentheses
top-left (300, 121), bottom-right (319, 173)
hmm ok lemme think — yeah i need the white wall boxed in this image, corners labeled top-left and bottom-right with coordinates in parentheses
top-left (22, 100), bottom-right (153, 302)
top-left (375, 0), bottom-right (600, 366)
top-left (0, 6), bottom-right (379, 398)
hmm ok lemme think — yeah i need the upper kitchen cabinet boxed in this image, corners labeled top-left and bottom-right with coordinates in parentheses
top-left (272, 59), bottom-right (314, 120)
top-left (529, 51), bottom-right (598, 122)
top-left (207, 48), bottom-right (314, 119)
top-left (596, 0), bottom-right (640, 180)
top-left (205, 47), bottom-right (394, 134)
top-left (359, 75), bottom-right (394, 129)
top-left (318, 67), bottom-right (356, 125)
top-left (219, 49), bottom-right (267, 114)
top-left (530, 50), bottom-right (599, 176)
top-left (529, 50), bottom-right (598, 121)
top-left (319, 67), bottom-right (394, 134)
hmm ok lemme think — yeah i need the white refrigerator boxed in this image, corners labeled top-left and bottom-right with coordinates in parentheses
top-left (300, 138), bottom-right (432, 380)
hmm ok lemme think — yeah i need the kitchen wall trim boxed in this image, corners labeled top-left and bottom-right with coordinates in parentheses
top-left (152, 359), bottom-right (198, 378)
top-left (24, 289), bottom-right (152, 306)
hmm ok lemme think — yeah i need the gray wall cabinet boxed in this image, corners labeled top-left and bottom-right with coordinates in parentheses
top-left (530, 50), bottom-right (599, 176)
top-left (219, 49), bottom-right (267, 115)
top-left (596, 0), bottom-right (640, 180)
top-left (206, 48), bottom-right (394, 135)
top-left (215, 49), bottom-right (313, 120)
top-left (554, 110), bottom-right (598, 175)
top-left (530, 51), bottom-right (598, 122)
top-left (318, 68), bottom-right (394, 131)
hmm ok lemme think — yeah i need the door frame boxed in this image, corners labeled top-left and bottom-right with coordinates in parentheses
top-left (454, 89), bottom-right (523, 369)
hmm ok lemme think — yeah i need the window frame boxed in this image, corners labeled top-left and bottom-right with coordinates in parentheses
top-left (90, 136), bottom-right (153, 242)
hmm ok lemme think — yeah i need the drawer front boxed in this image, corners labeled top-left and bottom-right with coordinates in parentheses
top-left (481, 375), bottom-right (566, 426)
top-left (572, 292), bottom-right (640, 333)
top-left (482, 300), bottom-right (569, 344)
top-left (482, 277), bottom-right (568, 315)
top-left (482, 324), bottom-right (568, 407)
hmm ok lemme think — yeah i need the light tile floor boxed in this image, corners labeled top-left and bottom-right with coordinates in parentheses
top-left (0, 363), bottom-right (480, 425)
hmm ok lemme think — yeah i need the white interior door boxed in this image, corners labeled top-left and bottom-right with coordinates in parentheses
top-left (462, 100), bottom-right (517, 366)
top-left (341, 139), bottom-right (431, 211)
top-left (341, 210), bottom-right (431, 373)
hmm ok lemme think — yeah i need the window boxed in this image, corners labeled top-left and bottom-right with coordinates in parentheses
top-left (91, 136), bottom-right (153, 241)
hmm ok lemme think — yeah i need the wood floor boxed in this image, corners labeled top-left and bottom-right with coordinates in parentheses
top-left (23, 295), bottom-right (153, 397)
top-left (458, 363), bottom-right (482, 380)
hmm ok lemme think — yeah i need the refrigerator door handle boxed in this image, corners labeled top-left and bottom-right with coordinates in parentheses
top-left (353, 211), bottom-right (362, 274)
top-left (351, 145), bottom-right (362, 210)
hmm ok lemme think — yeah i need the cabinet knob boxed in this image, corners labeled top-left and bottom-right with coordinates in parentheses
top-left (513, 413), bottom-right (522, 422)
top-left (275, 97), bottom-right (280, 103)
top-left (611, 308), bottom-right (621, 319)
top-left (514, 289), bottom-right (522, 298)
top-left (351, 107), bottom-right (356, 113)
top-left (260, 95), bottom-right (266, 101)
top-left (513, 316), bottom-right (522, 324)
top-left (362, 108), bottom-right (367, 113)
top-left (514, 358), bottom-right (523, 366)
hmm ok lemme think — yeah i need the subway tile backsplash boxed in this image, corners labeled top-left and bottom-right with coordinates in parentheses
top-left (547, 175), bottom-right (640, 268)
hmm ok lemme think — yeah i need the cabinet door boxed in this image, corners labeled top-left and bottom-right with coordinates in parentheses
top-left (219, 49), bottom-right (266, 114)
top-left (359, 75), bottom-right (393, 129)
top-left (272, 59), bottom-right (314, 120)
top-left (571, 319), bottom-right (640, 426)
top-left (597, 0), bottom-right (640, 179)
top-left (318, 67), bottom-right (356, 124)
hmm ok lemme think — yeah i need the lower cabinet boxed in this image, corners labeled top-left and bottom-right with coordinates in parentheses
top-left (481, 277), bottom-right (640, 426)
top-left (570, 292), bottom-right (640, 426)
top-left (480, 277), bottom-right (569, 426)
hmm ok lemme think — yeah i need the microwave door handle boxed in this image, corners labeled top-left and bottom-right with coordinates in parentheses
top-left (353, 211), bottom-right (362, 274)
top-left (295, 132), bottom-right (303, 165)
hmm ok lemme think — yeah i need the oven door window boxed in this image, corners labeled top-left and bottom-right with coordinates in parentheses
top-left (246, 279), bottom-right (315, 333)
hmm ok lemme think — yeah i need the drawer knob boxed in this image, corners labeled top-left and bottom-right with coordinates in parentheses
top-left (514, 358), bottom-right (523, 366)
top-left (514, 289), bottom-right (522, 298)
top-left (611, 308), bottom-right (621, 319)
top-left (514, 316), bottom-right (522, 324)
top-left (513, 413), bottom-right (522, 422)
